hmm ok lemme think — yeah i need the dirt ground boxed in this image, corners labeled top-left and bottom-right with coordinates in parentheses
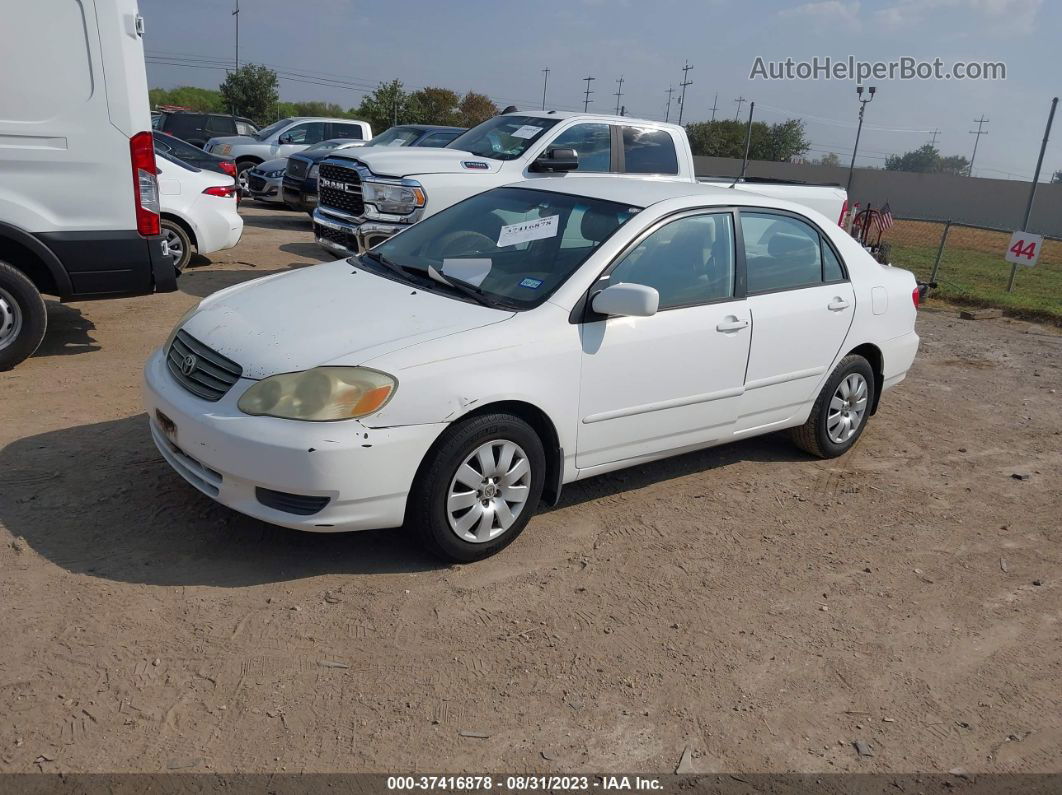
top-left (1, 205), bottom-right (1059, 775)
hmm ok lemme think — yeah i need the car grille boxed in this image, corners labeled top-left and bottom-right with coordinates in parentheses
top-left (247, 173), bottom-right (267, 191)
top-left (318, 162), bottom-right (364, 216)
top-left (314, 222), bottom-right (352, 251)
top-left (166, 330), bottom-right (243, 402)
top-left (255, 487), bottom-right (331, 516)
top-left (286, 157), bottom-right (309, 179)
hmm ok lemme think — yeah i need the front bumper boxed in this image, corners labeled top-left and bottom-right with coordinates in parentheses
top-left (282, 177), bottom-right (317, 212)
top-left (247, 173), bottom-right (285, 203)
top-left (142, 348), bottom-right (446, 532)
top-left (313, 208), bottom-right (409, 255)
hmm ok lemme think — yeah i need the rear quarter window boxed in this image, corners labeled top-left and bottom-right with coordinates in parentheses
top-left (622, 127), bottom-right (679, 175)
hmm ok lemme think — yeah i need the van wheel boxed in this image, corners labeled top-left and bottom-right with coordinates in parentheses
top-left (408, 413), bottom-right (545, 562)
top-left (0, 261), bottom-right (47, 371)
top-left (790, 354), bottom-right (876, 458)
top-left (160, 219), bottom-right (193, 272)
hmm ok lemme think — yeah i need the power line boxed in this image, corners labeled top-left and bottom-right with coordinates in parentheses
top-left (677, 60), bottom-right (693, 125)
top-left (969, 115), bottom-right (989, 176)
top-left (582, 75), bottom-right (595, 112)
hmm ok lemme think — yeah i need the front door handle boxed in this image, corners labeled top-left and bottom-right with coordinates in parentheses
top-left (716, 316), bottom-right (750, 332)
top-left (828, 298), bottom-right (851, 311)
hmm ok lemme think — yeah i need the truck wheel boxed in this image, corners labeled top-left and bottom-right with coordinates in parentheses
top-left (160, 219), bottom-right (193, 273)
top-left (0, 260), bottom-right (47, 371)
top-left (790, 354), bottom-right (876, 458)
top-left (407, 413), bottom-right (545, 562)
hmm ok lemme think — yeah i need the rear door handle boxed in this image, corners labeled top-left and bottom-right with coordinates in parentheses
top-left (828, 298), bottom-right (850, 311)
top-left (716, 317), bottom-right (750, 332)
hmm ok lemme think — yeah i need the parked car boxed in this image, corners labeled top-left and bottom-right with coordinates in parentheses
top-left (283, 128), bottom-right (466, 214)
top-left (154, 111), bottom-right (258, 148)
top-left (313, 111), bottom-right (845, 256)
top-left (245, 160), bottom-right (288, 205)
top-left (0, 0), bottom-right (174, 370)
top-left (143, 177), bottom-right (920, 561)
top-left (204, 117), bottom-right (372, 195)
top-left (157, 152), bottom-right (243, 272)
top-left (153, 131), bottom-right (237, 179)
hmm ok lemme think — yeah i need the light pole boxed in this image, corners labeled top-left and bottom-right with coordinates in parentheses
top-left (846, 85), bottom-right (876, 196)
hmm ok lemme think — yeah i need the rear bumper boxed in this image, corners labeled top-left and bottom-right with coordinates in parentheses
top-left (881, 330), bottom-right (920, 392)
top-left (34, 229), bottom-right (176, 300)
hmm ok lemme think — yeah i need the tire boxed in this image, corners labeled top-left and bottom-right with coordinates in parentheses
top-left (407, 413), bottom-right (546, 562)
top-left (160, 219), bottom-right (193, 273)
top-left (235, 161), bottom-right (256, 196)
top-left (0, 260), bottom-right (47, 371)
top-left (790, 354), bottom-right (876, 458)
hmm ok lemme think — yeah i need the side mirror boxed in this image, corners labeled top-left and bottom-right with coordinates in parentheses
top-left (591, 283), bottom-right (659, 318)
top-left (530, 147), bottom-right (579, 173)
top-left (278, 133), bottom-right (294, 145)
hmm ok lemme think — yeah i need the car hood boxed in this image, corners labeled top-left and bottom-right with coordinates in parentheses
top-left (182, 259), bottom-right (514, 379)
top-left (255, 158), bottom-right (287, 172)
top-left (335, 147), bottom-right (503, 178)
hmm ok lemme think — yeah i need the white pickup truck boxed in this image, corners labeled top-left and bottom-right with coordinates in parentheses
top-left (312, 110), bottom-right (846, 255)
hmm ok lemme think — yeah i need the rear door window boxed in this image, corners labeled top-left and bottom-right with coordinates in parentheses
top-left (206, 115), bottom-right (235, 134)
top-left (331, 123), bottom-right (365, 140)
top-left (622, 127), bottom-right (679, 174)
top-left (741, 212), bottom-right (826, 294)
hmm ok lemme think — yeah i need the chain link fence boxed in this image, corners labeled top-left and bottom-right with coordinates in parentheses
top-left (879, 218), bottom-right (1062, 324)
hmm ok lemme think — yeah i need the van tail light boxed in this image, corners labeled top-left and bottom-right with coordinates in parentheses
top-left (219, 161), bottom-right (237, 178)
top-left (203, 185), bottom-right (238, 199)
top-left (837, 199), bottom-right (848, 227)
top-left (912, 286), bottom-right (921, 309)
top-left (130, 131), bottom-right (160, 236)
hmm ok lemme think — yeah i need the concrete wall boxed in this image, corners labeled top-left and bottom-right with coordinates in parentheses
top-left (693, 156), bottom-right (1062, 237)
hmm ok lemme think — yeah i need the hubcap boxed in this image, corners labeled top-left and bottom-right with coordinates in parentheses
top-left (0, 286), bottom-right (23, 353)
top-left (446, 439), bottom-right (532, 543)
top-left (238, 169), bottom-right (250, 192)
top-left (827, 373), bottom-right (869, 444)
top-left (162, 228), bottom-right (184, 261)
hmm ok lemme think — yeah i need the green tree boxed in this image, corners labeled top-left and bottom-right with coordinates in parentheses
top-left (458, 92), bottom-right (499, 127)
top-left (356, 80), bottom-right (421, 132)
top-left (411, 87), bottom-right (462, 126)
top-left (149, 86), bottom-right (224, 112)
top-left (885, 144), bottom-right (971, 175)
top-left (1050, 169), bottom-right (1062, 184)
top-left (938, 154), bottom-right (971, 175)
top-left (818, 152), bottom-right (841, 167)
top-left (218, 64), bottom-right (279, 126)
top-left (684, 118), bottom-right (808, 161)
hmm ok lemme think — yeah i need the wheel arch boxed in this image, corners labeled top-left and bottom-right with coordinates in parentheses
top-left (235, 155), bottom-right (263, 167)
top-left (0, 221), bottom-right (71, 297)
top-left (160, 212), bottom-right (198, 248)
top-left (845, 342), bottom-right (884, 414)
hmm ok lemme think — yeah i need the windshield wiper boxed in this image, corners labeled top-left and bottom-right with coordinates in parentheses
top-left (425, 265), bottom-right (502, 309)
top-left (359, 251), bottom-right (422, 284)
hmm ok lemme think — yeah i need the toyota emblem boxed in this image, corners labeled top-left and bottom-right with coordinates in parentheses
top-left (180, 354), bottom-right (198, 376)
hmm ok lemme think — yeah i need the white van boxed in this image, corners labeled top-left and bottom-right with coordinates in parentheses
top-left (0, 0), bottom-right (174, 370)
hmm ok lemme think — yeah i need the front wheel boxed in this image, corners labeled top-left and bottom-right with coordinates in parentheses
top-left (408, 413), bottom-right (545, 562)
top-left (0, 261), bottom-right (47, 371)
top-left (790, 354), bottom-right (876, 458)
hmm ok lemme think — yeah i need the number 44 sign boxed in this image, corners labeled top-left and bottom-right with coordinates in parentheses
top-left (1005, 231), bottom-right (1043, 267)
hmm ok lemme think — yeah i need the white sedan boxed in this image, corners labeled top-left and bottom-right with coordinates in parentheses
top-left (143, 178), bottom-right (920, 561)
top-left (157, 152), bottom-right (243, 272)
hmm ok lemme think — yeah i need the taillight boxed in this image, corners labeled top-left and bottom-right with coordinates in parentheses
top-left (219, 161), bottom-right (237, 178)
top-left (837, 199), bottom-right (848, 226)
top-left (203, 185), bottom-right (237, 199)
top-left (912, 287), bottom-right (920, 308)
top-left (130, 131), bottom-right (160, 236)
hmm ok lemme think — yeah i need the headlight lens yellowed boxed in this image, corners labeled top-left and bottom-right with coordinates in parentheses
top-left (237, 367), bottom-right (397, 421)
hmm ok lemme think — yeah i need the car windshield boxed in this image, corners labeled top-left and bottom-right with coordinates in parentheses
top-left (363, 187), bottom-right (640, 309)
top-left (365, 127), bottom-right (422, 148)
top-left (254, 119), bottom-right (292, 141)
top-left (445, 116), bottom-right (560, 161)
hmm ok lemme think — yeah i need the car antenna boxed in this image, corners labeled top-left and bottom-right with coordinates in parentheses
top-left (730, 101), bottom-right (755, 189)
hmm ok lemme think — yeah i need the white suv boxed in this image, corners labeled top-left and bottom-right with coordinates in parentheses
top-left (204, 117), bottom-right (372, 194)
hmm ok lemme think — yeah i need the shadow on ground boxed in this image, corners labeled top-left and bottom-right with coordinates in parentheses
top-left (32, 303), bottom-right (100, 358)
top-left (0, 413), bottom-right (808, 588)
top-left (177, 268), bottom-right (297, 299)
top-left (239, 209), bottom-right (311, 230)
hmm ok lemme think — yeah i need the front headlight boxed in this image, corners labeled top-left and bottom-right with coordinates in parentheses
top-left (266, 168), bottom-right (285, 178)
top-left (362, 178), bottom-right (426, 215)
top-left (237, 367), bottom-right (397, 421)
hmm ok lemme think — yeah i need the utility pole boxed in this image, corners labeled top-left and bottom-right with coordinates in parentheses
top-left (968, 115), bottom-right (989, 176)
top-left (582, 75), bottom-right (595, 112)
top-left (232, 0), bottom-right (240, 70)
top-left (928, 128), bottom-right (941, 146)
top-left (677, 60), bottom-right (693, 124)
top-left (540, 67), bottom-right (549, 110)
top-left (664, 85), bottom-right (675, 122)
top-left (614, 76), bottom-right (624, 115)
top-left (846, 85), bottom-right (877, 196)
top-left (734, 96), bottom-right (747, 120)
top-left (1008, 96), bottom-right (1057, 292)
top-left (710, 92), bottom-right (718, 122)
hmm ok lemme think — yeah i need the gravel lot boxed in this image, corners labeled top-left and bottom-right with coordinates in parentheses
top-left (1, 205), bottom-right (1059, 774)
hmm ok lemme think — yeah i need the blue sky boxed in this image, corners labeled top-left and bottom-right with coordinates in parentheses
top-left (142, 0), bottom-right (1060, 182)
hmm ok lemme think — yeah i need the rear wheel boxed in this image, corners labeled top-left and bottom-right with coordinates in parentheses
top-left (0, 261), bottom-right (47, 371)
top-left (408, 413), bottom-right (545, 562)
top-left (790, 354), bottom-right (875, 458)
top-left (235, 161), bottom-right (256, 196)
top-left (160, 219), bottom-right (193, 273)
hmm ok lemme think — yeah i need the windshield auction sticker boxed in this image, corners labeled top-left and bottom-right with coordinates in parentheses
top-left (497, 215), bottom-right (559, 247)
top-left (510, 125), bottom-right (544, 139)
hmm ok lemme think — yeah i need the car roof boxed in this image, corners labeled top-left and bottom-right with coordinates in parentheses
top-left (507, 177), bottom-right (741, 209)
top-left (501, 109), bottom-right (684, 135)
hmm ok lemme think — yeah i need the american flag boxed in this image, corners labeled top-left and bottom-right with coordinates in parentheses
top-left (876, 202), bottom-right (895, 232)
